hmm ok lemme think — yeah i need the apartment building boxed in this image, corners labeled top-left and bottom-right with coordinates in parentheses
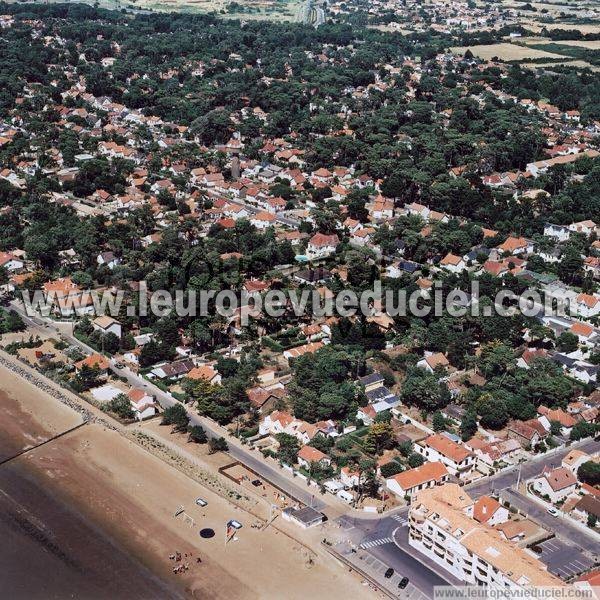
top-left (408, 484), bottom-right (563, 588)
top-left (416, 434), bottom-right (475, 479)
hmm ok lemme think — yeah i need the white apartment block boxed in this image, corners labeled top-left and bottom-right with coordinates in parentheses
top-left (408, 484), bottom-right (562, 589)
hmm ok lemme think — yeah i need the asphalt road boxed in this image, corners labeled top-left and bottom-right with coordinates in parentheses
top-left (9, 301), bottom-right (327, 510)
top-left (502, 488), bottom-right (600, 555)
top-left (9, 301), bottom-right (600, 598)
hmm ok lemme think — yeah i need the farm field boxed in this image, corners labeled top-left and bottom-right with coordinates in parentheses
top-left (549, 40), bottom-right (600, 50)
top-left (522, 59), bottom-right (600, 72)
top-left (452, 43), bottom-right (566, 61)
top-left (524, 22), bottom-right (600, 35)
top-left (9, 0), bottom-right (305, 21)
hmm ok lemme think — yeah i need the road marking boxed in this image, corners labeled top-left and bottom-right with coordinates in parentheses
top-left (360, 537), bottom-right (394, 549)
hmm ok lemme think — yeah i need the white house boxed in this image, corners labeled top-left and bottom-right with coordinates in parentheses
top-left (306, 233), bottom-right (339, 259)
top-left (297, 445), bottom-right (331, 470)
top-left (92, 316), bottom-right (122, 339)
top-left (340, 466), bottom-right (364, 489)
top-left (573, 293), bottom-right (600, 318)
top-left (543, 223), bottom-right (570, 242)
top-left (96, 251), bottom-right (121, 270)
top-left (466, 495), bottom-right (510, 526)
top-left (533, 467), bottom-right (577, 504)
top-left (0, 251), bottom-right (24, 272)
top-left (416, 434), bottom-right (475, 479)
top-left (128, 388), bottom-right (156, 420)
top-left (561, 449), bottom-right (593, 475)
top-left (416, 352), bottom-right (449, 374)
top-left (385, 461), bottom-right (449, 500)
top-left (439, 253), bottom-right (466, 273)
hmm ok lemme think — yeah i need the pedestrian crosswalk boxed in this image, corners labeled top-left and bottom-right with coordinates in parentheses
top-left (391, 515), bottom-right (408, 526)
top-left (360, 537), bottom-right (393, 549)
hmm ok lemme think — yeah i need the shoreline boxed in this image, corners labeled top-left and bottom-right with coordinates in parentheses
top-left (0, 350), bottom-right (374, 600)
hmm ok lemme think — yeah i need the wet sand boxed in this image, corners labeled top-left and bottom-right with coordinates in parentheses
top-left (0, 461), bottom-right (183, 600)
top-left (0, 359), bottom-right (373, 600)
top-left (0, 369), bottom-right (184, 600)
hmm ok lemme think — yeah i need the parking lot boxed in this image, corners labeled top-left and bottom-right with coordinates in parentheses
top-left (359, 551), bottom-right (428, 600)
top-left (330, 540), bottom-right (429, 600)
top-left (536, 538), bottom-right (594, 580)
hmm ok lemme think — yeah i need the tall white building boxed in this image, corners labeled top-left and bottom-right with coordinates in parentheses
top-left (408, 484), bottom-right (563, 589)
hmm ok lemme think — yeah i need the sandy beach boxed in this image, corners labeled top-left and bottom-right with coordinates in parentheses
top-left (0, 360), bottom-right (375, 600)
top-left (0, 364), bottom-right (82, 461)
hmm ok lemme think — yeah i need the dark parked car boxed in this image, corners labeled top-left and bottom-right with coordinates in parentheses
top-left (384, 567), bottom-right (394, 579)
top-left (398, 577), bottom-right (409, 589)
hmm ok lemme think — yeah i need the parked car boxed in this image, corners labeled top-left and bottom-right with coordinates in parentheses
top-left (547, 507), bottom-right (559, 517)
top-left (195, 498), bottom-right (207, 507)
top-left (384, 567), bottom-right (394, 579)
top-left (398, 577), bottom-right (409, 589)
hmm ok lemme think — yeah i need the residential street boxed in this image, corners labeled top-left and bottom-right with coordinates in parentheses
top-left (8, 300), bottom-right (600, 599)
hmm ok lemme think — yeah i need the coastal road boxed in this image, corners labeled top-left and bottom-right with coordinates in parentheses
top-left (8, 301), bottom-right (600, 597)
top-left (8, 300), bottom-right (327, 511)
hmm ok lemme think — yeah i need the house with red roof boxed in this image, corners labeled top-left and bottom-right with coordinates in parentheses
top-left (468, 496), bottom-right (509, 526)
top-left (306, 233), bottom-right (339, 259)
top-left (297, 445), bottom-right (331, 470)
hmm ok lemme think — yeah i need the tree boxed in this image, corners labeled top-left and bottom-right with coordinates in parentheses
top-left (208, 436), bottom-right (229, 454)
top-left (275, 432), bottom-right (300, 465)
top-left (460, 410), bottom-right (478, 441)
top-left (161, 403), bottom-right (190, 433)
top-left (570, 421), bottom-right (597, 441)
top-left (363, 422), bottom-right (394, 455)
top-left (402, 368), bottom-right (450, 412)
top-left (556, 331), bottom-right (578, 353)
top-left (188, 425), bottom-right (207, 444)
top-left (105, 393), bottom-right (134, 420)
top-left (432, 411), bottom-right (447, 432)
top-left (379, 461), bottom-right (404, 478)
top-left (477, 394), bottom-right (509, 430)
top-left (578, 461), bottom-right (600, 486)
top-left (587, 514), bottom-right (597, 529)
top-left (549, 420), bottom-right (562, 436)
top-left (72, 364), bottom-right (100, 392)
top-left (408, 452), bottom-right (425, 468)
top-left (399, 440), bottom-right (413, 457)
top-left (0, 309), bottom-right (25, 333)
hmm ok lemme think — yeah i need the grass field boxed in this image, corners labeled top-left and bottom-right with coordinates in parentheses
top-left (525, 22), bottom-right (600, 35)
top-left (522, 59), bottom-right (600, 72)
top-left (11, 0), bottom-right (305, 21)
top-left (135, 0), bottom-right (304, 20)
top-left (452, 43), bottom-right (566, 61)
top-left (550, 40), bottom-right (600, 50)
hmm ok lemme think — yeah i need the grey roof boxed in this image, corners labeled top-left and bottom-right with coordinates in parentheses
top-left (366, 386), bottom-right (394, 403)
top-left (290, 506), bottom-right (324, 525)
top-left (359, 373), bottom-right (384, 386)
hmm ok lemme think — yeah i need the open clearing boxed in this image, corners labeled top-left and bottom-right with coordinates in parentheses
top-left (522, 59), bottom-right (600, 72)
top-left (452, 43), bottom-right (566, 61)
top-left (525, 22), bottom-right (600, 35)
top-left (550, 40), bottom-right (600, 49)
top-left (7, 0), bottom-right (305, 21)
